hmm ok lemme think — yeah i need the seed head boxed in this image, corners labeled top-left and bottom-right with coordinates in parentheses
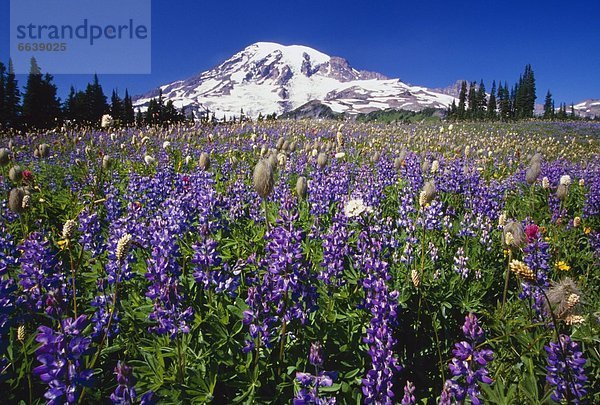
top-left (419, 181), bottom-right (436, 207)
top-left (8, 187), bottom-right (26, 214)
top-left (317, 152), bottom-right (328, 169)
top-left (276, 137), bottom-right (285, 150)
top-left (253, 159), bottom-right (275, 199)
top-left (0, 148), bottom-right (10, 166)
top-left (546, 277), bottom-right (582, 321)
top-left (525, 162), bottom-right (541, 184)
top-left (503, 221), bottom-right (525, 248)
top-left (102, 155), bottom-right (113, 170)
top-left (199, 152), bottom-right (210, 170)
top-left (296, 176), bottom-right (307, 199)
top-left (37, 143), bottom-right (50, 158)
top-left (556, 184), bottom-right (568, 200)
top-left (9, 165), bottom-right (23, 183)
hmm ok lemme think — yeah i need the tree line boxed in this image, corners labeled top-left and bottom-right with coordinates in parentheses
top-left (0, 57), bottom-right (187, 130)
top-left (446, 64), bottom-right (589, 121)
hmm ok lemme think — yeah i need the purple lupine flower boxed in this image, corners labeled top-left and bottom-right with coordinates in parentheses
top-left (401, 380), bottom-right (416, 405)
top-left (145, 199), bottom-right (194, 339)
top-left (319, 208), bottom-right (350, 287)
top-left (357, 231), bottom-right (401, 405)
top-left (78, 208), bottom-right (104, 258)
top-left (453, 247), bottom-right (469, 279)
top-left (293, 371), bottom-right (338, 405)
top-left (0, 223), bottom-right (17, 379)
top-left (18, 232), bottom-right (67, 318)
top-left (444, 313), bottom-right (493, 405)
top-left (140, 390), bottom-right (157, 405)
top-left (110, 361), bottom-right (136, 404)
top-left (545, 334), bottom-right (587, 403)
top-left (309, 342), bottom-right (324, 368)
top-left (243, 195), bottom-right (318, 353)
top-left (33, 315), bottom-right (94, 404)
top-left (294, 341), bottom-right (337, 404)
top-left (520, 223), bottom-right (550, 319)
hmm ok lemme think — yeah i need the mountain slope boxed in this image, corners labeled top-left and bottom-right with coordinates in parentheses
top-left (133, 42), bottom-right (456, 119)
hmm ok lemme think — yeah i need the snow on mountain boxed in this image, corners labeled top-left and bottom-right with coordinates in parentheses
top-left (572, 99), bottom-right (600, 118)
top-left (133, 42), bottom-right (456, 119)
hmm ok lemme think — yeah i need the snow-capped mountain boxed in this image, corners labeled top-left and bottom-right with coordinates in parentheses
top-left (572, 99), bottom-right (600, 118)
top-left (133, 42), bottom-right (456, 119)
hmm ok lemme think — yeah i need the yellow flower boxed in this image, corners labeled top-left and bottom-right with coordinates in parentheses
top-left (556, 261), bottom-right (571, 271)
top-left (584, 226), bottom-right (591, 235)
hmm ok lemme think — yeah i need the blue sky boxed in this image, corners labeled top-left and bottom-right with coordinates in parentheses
top-left (1, 0), bottom-right (599, 105)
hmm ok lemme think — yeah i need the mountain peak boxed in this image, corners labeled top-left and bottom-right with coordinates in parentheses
top-left (134, 43), bottom-right (455, 118)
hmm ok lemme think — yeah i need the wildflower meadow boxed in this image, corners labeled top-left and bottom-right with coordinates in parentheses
top-left (0, 120), bottom-right (599, 404)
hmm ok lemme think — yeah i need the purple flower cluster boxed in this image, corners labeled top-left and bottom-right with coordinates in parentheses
top-left (33, 315), bottom-right (94, 404)
top-left (400, 380), bottom-right (416, 405)
top-left (145, 202), bottom-right (193, 339)
top-left (453, 247), bottom-right (469, 279)
top-left (18, 232), bottom-right (67, 318)
top-left (294, 342), bottom-right (337, 404)
top-left (294, 371), bottom-right (338, 405)
top-left (0, 223), bottom-right (16, 377)
top-left (443, 313), bottom-right (493, 405)
top-left (78, 208), bottom-right (104, 258)
top-left (110, 361), bottom-right (136, 404)
top-left (520, 224), bottom-right (550, 319)
top-left (545, 334), bottom-right (587, 403)
top-left (243, 196), bottom-right (318, 352)
top-left (319, 209), bottom-right (350, 287)
top-left (357, 231), bottom-right (401, 405)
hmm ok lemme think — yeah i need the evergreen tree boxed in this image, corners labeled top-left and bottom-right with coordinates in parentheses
top-left (110, 90), bottom-right (124, 123)
top-left (543, 90), bottom-right (554, 119)
top-left (123, 89), bottom-right (135, 125)
top-left (4, 60), bottom-right (21, 127)
top-left (0, 62), bottom-right (6, 126)
top-left (476, 79), bottom-right (487, 119)
top-left (467, 81), bottom-right (477, 119)
top-left (487, 80), bottom-right (497, 120)
top-left (570, 103), bottom-right (576, 119)
top-left (84, 74), bottom-right (108, 124)
top-left (457, 81), bottom-right (467, 120)
top-left (22, 58), bottom-right (61, 128)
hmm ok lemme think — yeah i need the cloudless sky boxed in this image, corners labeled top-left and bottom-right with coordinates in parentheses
top-left (0, 0), bottom-right (599, 105)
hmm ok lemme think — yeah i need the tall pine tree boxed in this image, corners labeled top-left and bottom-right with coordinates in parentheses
top-left (487, 80), bottom-right (497, 120)
top-left (5, 60), bottom-right (21, 128)
top-left (543, 90), bottom-right (554, 120)
top-left (22, 58), bottom-right (61, 128)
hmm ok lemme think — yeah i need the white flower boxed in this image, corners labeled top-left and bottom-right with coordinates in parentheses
top-left (334, 152), bottom-right (346, 159)
top-left (542, 176), bottom-right (550, 189)
top-left (578, 178), bottom-right (584, 187)
top-left (162, 141), bottom-right (171, 149)
top-left (144, 155), bottom-right (156, 165)
top-left (344, 198), bottom-right (373, 218)
top-left (101, 114), bottom-right (113, 128)
top-left (430, 160), bottom-right (439, 174)
top-left (560, 174), bottom-right (572, 187)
